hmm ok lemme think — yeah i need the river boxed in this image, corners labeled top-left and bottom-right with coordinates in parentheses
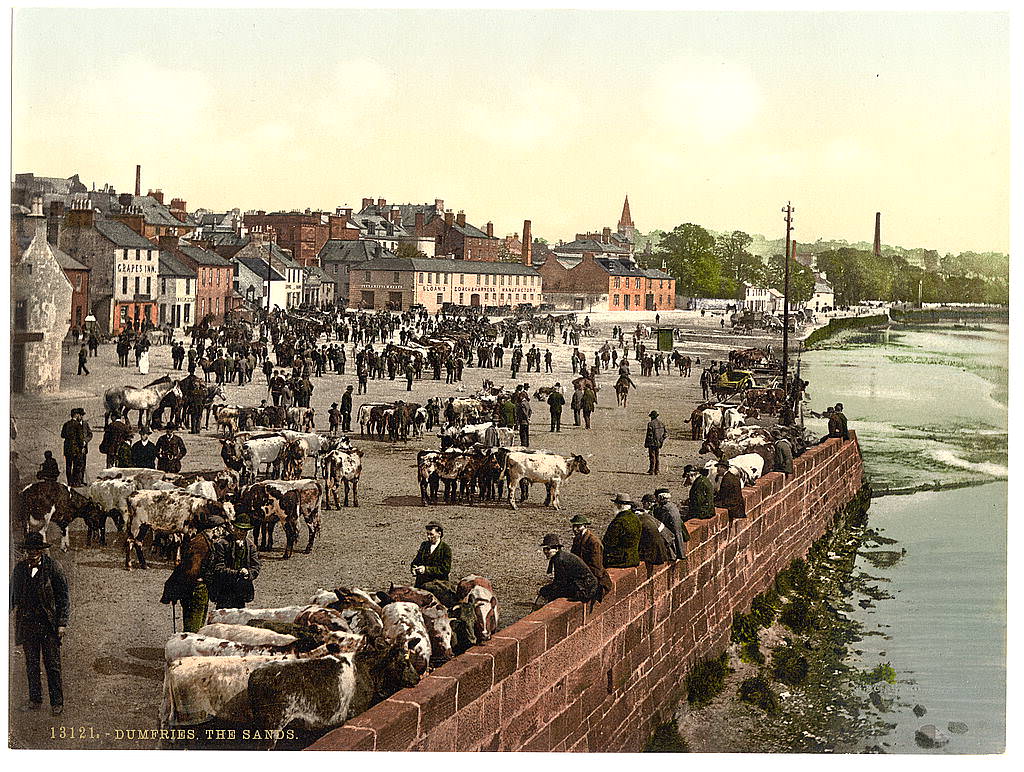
top-left (802, 323), bottom-right (1007, 753)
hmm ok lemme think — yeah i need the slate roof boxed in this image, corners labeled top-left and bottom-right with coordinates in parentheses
top-left (451, 221), bottom-right (492, 239)
top-left (53, 246), bottom-right (89, 272)
top-left (202, 231), bottom-right (246, 247)
top-left (318, 240), bottom-right (383, 264)
top-left (93, 219), bottom-right (159, 249)
top-left (304, 265), bottom-right (333, 283)
top-left (355, 257), bottom-right (540, 276)
top-left (237, 256), bottom-right (285, 282)
top-left (158, 252), bottom-right (197, 278)
top-left (358, 202), bottom-right (442, 229)
top-left (354, 214), bottom-right (412, 239)
top-left (555, 238), bottom-right (631, 255)
top-left (128, 195), bottom-right (198, 228)
top-left (178, 244), bottom-right (232, 267)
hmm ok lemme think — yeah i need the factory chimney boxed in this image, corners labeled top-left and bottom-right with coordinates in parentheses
top-left (135, 165), bottom-right (141, 197)
top-left (521, 220), bottom-right (533, 266)
top-left (873, 212), bottom-right (881, 256)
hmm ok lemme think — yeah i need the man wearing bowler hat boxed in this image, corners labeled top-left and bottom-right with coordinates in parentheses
top-left (644, 410), bottom-right (667, 475)
top-left (411, 521), bottom-right (452, 590)
top-left (209, 514), bottom-right (261, 609)
top-left (653, 487), bottom-right (688, 559)
top-left (162, 513), bottom-right (225, 631)
top-left (60, 407), bottom-right (92, 487)
top-left (569, 514), bottom-right (612, 601)
top-left (10, 532), bottom-right (70, 715)
top-left (714, 459), bottom-right (747, 519)
top-left (684, 465), bottom-right (716, 521)
top-left (603, 493), bottom-right (641, 568)
top-left (156, 423), bottom-right (187, 473)
top-left (534, 533), bottom-right (598, 609)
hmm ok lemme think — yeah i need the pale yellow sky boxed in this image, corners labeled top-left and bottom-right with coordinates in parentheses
top-left (11, 8), bottom-right (1010, 254)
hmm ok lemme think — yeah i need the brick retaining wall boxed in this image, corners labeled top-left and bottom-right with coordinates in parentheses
top-left (308, 434), bottom-right (864, 752)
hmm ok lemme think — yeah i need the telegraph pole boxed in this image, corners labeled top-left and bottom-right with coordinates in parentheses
top-left (781, 202), bottom-right (794, 422)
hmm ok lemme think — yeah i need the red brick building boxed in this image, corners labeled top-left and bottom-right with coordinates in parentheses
top-left (357, 198), bottom-right (500, 261)
top-left (535, 252), bottom-right (675, 312)
top-left (159, 236), bottom-right (235, 324)
top-left (243, 209), bottom-right (358, 267)
top-left (54, 250), bottom-right (90, 331)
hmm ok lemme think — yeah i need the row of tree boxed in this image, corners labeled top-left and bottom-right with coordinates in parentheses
top-left (643, 223), bottom-right (1008, 306)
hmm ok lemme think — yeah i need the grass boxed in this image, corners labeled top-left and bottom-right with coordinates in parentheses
top-left (686, 653), bottom-right (731, 708)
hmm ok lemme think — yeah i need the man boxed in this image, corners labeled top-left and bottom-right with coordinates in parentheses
top-left (534, 533), bottom-right (598, 609)
top-left (77, 344), bottom-right (89, 376)
top-left (516, 398), bottom-right (531, 447)
top-left (155, 424), bottom-right (187, 473)
top-left (571, 384), bottom-right (583, 426)
top-left (714, 459), bottom-right (747, 519)
top-left (636, 494), bottom-right (673, 565)
top-left (36, 451), bottom-right (60, 481)
top-left (209, 514), bottom-right (261, 609)
top-left (544, 349), bottom-right (553, 373)
top-left (130, 427), bottom-right (159, 468)
top-left (645, 410), bottom-right (668, 475)
top-left (328, 402), bottom-right (342, 436)
top-left (569, 514), bottom-right (613, 601)
top-left (60, 408), bottom-right (92, 487)
top-left (603, 493), bottom-right (641, 568)
top-left (833, 403), bottom-right (850, 441)
top-left (11, 532), bottom-right (69, 715)
top-left (411, 521), bottom-right (452, 590)
top-left (341, 385), bottom-right (354, 433)
top-left (405, 362), bottom-right (415, 392)
top-left (581, 384), bottom-right (597, 429)
top-left (653, 487), bottom-right (688, 560)
top-left (161, 514), bottom-right (223, 631)
top-left (684, 465), bottom-right (716, 520)
top-left (773, 432), bottom-right (794, 475)
top-left (99, 416), bottom-right (133, 468)
top-left (547, 385), bottom-right (565, 433)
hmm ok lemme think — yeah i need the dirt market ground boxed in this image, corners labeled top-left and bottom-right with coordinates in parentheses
top-left (8, 309), bottom-right (788, 750)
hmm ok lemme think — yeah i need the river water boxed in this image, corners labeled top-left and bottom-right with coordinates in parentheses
top-left (802, 323), bottom-right (1007, 754)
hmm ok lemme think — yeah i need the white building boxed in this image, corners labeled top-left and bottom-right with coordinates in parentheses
top-left (157, 252), bottom-right (197, 331)
top-left (743, 284), bottom-right (784, 314)
top-left (810, 274), bottom-right (835, 312)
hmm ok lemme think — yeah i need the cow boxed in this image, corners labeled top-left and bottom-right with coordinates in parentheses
top-left (416, 449), bottom-right (485, 504)
top-left (196, 624), bottom-right (298, 647)
top-left (214, 405), bottom-right (249, 437)
top-left (501, 451), bottom-right (591, 510)
top-left (279, 429), bottom-right (330, 478)
top-left (293, 604), bottom-right (350, 634)
top-left (701, 425), bottom-right (775, 467)
top-left (176, 468), bottom-right (240, 500)
top-left (381, 602), bottom-right (431, 675)
top-left (163, 632), bottom-right (348, 664)
top-left (287, 406), bottom-right (316, 432)
top-left (244, 643), bottom-right (420, 748)
top-left (454, 574), bottom-right (500, 644)
top-left (80, 478), bottom-right (134, 545)
top-left (206, 605), bottom-right (311, 626)
top-left (704, 452), bottom-right (765, 488)
top-left (377, 585), bottom-right (454, 664)
top-left (321, 448), bottom-right (363, 508)
top-left (17, 480), bottom-right (102, 552)
top-left (265, 479), bottom-right (322, 554)
top-left (123, 490), bottom-right (234, 570)
top-left (313, 588), bottom-right (385, 641)
top-left (357, 403), bottom-right (390, 436)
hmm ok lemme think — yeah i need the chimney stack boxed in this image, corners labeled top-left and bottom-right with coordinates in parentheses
top-left (135, 165), bottom-right (141, 197)
top-left (873, 212), bottom-right (881, 256)
top-left (377, 198), bottom-right (386, 207)
top-left (486, 221), bottom-right (494, 238)
top-left (415, 211), bottom-right (425, 236)
top-left (522, 220), bottom-right (533, 266)
top-left (456, 211), bottom-right (466, 227)
top-left (390, 206), bottom-right (402, 225)
top-left (602, 226), bottom-right (611, 244)
top-left (158, 234), bottom-right (180, 251)
top-left (148, 189), bottom-right (164, 204)
top-left (434, 199), bottom-right (444, 213)
top-left (361, 198), bottom-right (373, 210)
top-left (444, 210), bottom-right (454, 226)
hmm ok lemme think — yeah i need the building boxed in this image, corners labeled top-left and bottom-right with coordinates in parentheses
top-left (357, 198), bottom-right (499, 261)
top-left (319, 240), bottom-right (391, 306)
top-left (234, 255), bottom-right (288, 310)
top-left (58, 203), bottom-right (160, 333)
top-left (11, 200), bottom-right (74, 393)
top-left (303, 265), bottom-right (336, 307)
top-left (242, 209), bottom-right (356, 267)
top-left (809, 275), bottom-right (835, 312)
top-left (535, 251), bottom-right (675, 312)
top-left (161, 237), bottom-right (234, 324)
top-left (617, 195), bottom-right (637, 244)
top-left (157, 252), bottom-right (197, 332)
top-left (743, 284), bottom-right (785, 314)
top-left (347, 257), bottom-right (543, 313)
top-left (231, 237), bottom-right (304, 307)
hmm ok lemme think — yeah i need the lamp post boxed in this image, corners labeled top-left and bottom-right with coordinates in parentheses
top-left (781, 202), bottom-right (794, 409)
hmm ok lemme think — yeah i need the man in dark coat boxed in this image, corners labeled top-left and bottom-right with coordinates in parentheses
top-left (161, 514), bottom-right (223, 631)
top-left (645, 410), bottom-right (668, 475)
top-left (685, 465), bottom-right (716, 520)
top-left (547, 386), bottom-right (565, 432)
top-left (155, 425), bottom-right (187, 473)
top-left (411, 521), bottom-right (452, 589)
top-left (340, 386), bottom-right (354, 432)
top-left (10, 532), bottom-right (69, 715)
top-left (571, 384), bottom-right (583, 426)
top-left (60, 408), bottom-right (92, 487)
top-left (773, 433), bottom-right (795, 475)
top-left (99, 416), bottom-right (133, 468)
top-left (209, 514), bottom-right (261, 609)
top-left (569, 514), bottom-right (612, 601)
top-left (714, 460), bottom-right (747, 519)
top-left (130, 428), bottom-right (159, 468)
top-left (328, 402), bottom-right (342, 435)
top-left (77, 344), bottom-right (89, 375)
top-left (653, 488), bottom-right (688, 559)
top-left (833, 403), bottom-right (850, 441)
top-left (603, 493), bottom-right (641, 568)
top-left (637, 495), bottom-right (673, 565)
top-left (516, 399), bottom-right (531, 447)
top-left (535, 533), bottom-right (598, 608)
top-left (581, 385), bottom-right (597, 429)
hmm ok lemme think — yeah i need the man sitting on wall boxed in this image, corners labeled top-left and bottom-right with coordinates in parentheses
top-left (533, 533), bottom-right (598, 610)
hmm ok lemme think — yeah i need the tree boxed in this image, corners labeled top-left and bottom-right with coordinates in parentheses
top-left (394, 241), bottom-right (427, 260)
top-left (714, 230), bottom-right (764, 296)
top-left (763, 254), bottom-right (814, 304)
top-left (654, 223), bottom-right (724, 298)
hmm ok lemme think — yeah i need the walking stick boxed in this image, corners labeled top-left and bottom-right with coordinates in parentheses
top-left (172, 600), bottom-right (177, 633)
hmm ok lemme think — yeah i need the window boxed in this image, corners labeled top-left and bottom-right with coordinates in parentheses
top-left (428, 273), bottom-right (433, 284)
top-left (15, 300), bottom-right (27, 329)
top-left (136, 249), bottom-right (141, 260)
top-left (122, 276), bottom-right (129, 295)
top-left (418, 273), bottom-right (424, 284)
top-left (146, 277), bottom-right (151, 296)
top-left (161, 279), bottom-right (166, 295)
top-left (394, 272), bottom-right (400, 283)
top-left (475, 274), bottom-right (480, 285)
top-left (500, 275), bottom-right (505, 286)
top-left (635, 294), bottom-right (640, 307)
top-left (515, 275), bottom-right (520, 286)
top-left (459, 274), bottom-right (465, 285)
top-left (436, 293), bottom-right (443, 305)
top-left (459, 293), bottom-right (464, 304)
top-left (184, 304), bottom-right (190, 323)
top-left (160, 304), bottom-right (166, 324)
top-left (147, 250), bottom-right (152, 262)
top-left (613, 277), bottom-right (621, 289)
top-left (365, 271), bottom-right (371, 282)
top-left (613, 294), bottom-right (619, 307)
top-left (135, 277), bottom-right (141, 296)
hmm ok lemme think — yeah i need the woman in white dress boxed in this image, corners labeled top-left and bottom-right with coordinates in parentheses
top-left (138, 349), bottom-right (150, 375)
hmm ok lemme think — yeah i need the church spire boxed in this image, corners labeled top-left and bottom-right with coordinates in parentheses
top-left (618, 195), bottom-right (634, 229)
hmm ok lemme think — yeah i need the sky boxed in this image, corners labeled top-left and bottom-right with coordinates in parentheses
top-left (10, 7), bottom-right (1011, 255)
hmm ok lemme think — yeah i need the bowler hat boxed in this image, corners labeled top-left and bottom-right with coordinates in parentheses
top-left (716, 459), bottom-right (731, 469)
top-left (569, 514), bottom-right (592, 525)
top-left (22, 532), bottom-right (50, 550)
top-left (70, 408), bottom-right (85, 416)
top-left (232, 513), bottom-right (254, 530)
top-left (611, 493), bottom-right (633, 506)
top-left (655, 488), bottom-right (671, 496)
top-left (540, 533), bottom-right (562, 548)
top-left (649, 411), bottom-right (659, 418)
top-left (199, 513), bottom-right (227, 529)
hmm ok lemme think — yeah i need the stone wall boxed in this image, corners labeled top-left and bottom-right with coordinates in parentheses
top-left (308, 434), bottom-right (864, 752)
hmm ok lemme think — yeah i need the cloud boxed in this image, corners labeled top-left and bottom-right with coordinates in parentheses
top-left (643, 55), bottom-right (763, 142)
top-left (457, 82), bottom-right (571, 151)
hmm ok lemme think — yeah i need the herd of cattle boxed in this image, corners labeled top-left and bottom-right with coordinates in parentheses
top-left (160, 576), bottom-right (498, 746)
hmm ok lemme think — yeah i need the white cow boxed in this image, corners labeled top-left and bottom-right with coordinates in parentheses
top-left (704, 452), bottom-right (765, 488)
top-left (123, 489), bottom-right (234, 571)
top-left (381, 602), bottom-right (431, 675)
top-left (502, 450), bottom-right (592, 510)
top-left (196, 624), bottom-right (298, 647)
top-left (205, 605), bottom-right (310, 626)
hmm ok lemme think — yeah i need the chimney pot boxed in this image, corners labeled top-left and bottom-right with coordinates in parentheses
top-left (377, 198), bottom-right (386, 207)
top-left (456, 211), bottom-right (466, 227)
top-left (135, 164), bottom-right (141, 197)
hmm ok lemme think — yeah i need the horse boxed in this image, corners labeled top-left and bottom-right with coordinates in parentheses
top-left (614, 374), bottom-right (636, 407)
top-left (104, 377), bottom-right (181, 428)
